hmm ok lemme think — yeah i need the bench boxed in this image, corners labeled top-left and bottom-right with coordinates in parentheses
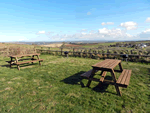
top-left (6, 58), bottom-right (37, 63)
top-left (116, 69), bottom-right (132, 88)
top-left (80, 69), bottom-right (99, 78)
top-left (15, 59), bottom-right (44, 65)
top-left (8, 53), bottom-right (44, 70)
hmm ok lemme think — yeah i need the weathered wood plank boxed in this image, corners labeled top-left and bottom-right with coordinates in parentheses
top-left (117, 69), bottom-right (126, 83)
top-left (120, 70), bottom-right (129, 85)
top-left (15, 59), bottom-right (44, 65)
top-left (124, 70), bottom-right (132, 85)
top-left (117, 69), bottom-right (132, 87)
top-left (100, 71), bottom-right (107, 82)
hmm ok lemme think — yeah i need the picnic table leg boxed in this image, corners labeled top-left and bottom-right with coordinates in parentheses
top-left (98, 71), bottom-right (107, 87)
top-left (37, 55), bottom-right (41, 65)
top-left (17, 65), bottom-right (20, 70)
top-left (86, 69), bottom-right (97, 87)
top-left (31, 55), bottom-right (34, 64)
top-left (10, 57), bottom-right (12, 68)
top-left (119, 63), bottom-right (123, 72)
top-left (111, 69), bottom-right (122, 96)
top-left (15, 57), bottom-right (20, 71)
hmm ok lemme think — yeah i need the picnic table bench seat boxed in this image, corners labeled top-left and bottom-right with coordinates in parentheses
top-left (15, 59), bottom-right (44, 65)
top-left (80, 69), bottom-right (99, 78)
top-left (9, 53), bottom-right (40, 58)
top-left (116, 69), bottom-right (132, 88)
top-left (6, 58), bottom-right (37, 63)
top-left (8, 53), bottom-right (44, 70)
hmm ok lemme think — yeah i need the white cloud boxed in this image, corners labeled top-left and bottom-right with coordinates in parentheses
top-left (107, 22), bottom-right (114, 25)
top-left (37, 31), bottom-right (45, 34)
top-left (18, 38), bottom-right (29, 41)
top-left (81, 32), bottom-right (86, 35)
top-left (143, 29), bottom-right (150, 33)
top-left (120, 21), bottom-right (138, 30)
top-left (50, 28), bottom-right (132, 40)
top-left (45, 28), bottom-right (150, 41)
top-left (101, 22), bottom-right (106, 25)
top-left (101, 22), bottom-right (114, 25)
top-left (98, 28), bottom-right (133, 39)
top-left (60, 38), bottom-right (65, 41)
top-left (98, 28), bottom-right (109, 34)
top-left (146, 17), bottom-right (150, 22)
top-left (126, 33), bottom-right (132, 37)
top-left (136, 28), bottom-right (150, 40)
top-left (87, 12), bottom-right (91, 15)
top-left (81, 29), bottom-right (87, 31)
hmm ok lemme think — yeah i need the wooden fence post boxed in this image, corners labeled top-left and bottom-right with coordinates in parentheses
top-left (48, 47), bottom-right (50, 54)
top-left (73, 48), bottom-right (75, 57)
top-left (107, 49), bottom-right (109, 58)
top-left (61, 47), bottom-right (63, 56)
top-left (81, 50), bottom-right (82, 58)
top-left (130, 50), bottom-right (133, 54)
top-left (130, 50), bottom-right (133, 61)
top-left (41, 47), bottom-right (43, 53)
top-left (102, 50), bottom-right (104, 59)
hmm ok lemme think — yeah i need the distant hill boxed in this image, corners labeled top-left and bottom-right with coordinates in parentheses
top-left (1, 40), bottom-right (149, 45)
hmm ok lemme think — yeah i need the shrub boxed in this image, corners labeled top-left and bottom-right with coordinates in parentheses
top-left (1, 46), bottom-right (36, 57)
top-left (146, 47), bottom-right (150, 54)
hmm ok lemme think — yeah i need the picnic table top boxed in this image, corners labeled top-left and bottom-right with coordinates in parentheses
top-left (9, 53), bottom-right (40, 58)
top-left (92, 59), bottom-right (121, 69)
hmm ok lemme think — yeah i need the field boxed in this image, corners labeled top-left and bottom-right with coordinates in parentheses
top-left (42, 43), bottom-right (63, 48)
top-left (0, 54), bottom-right (150, 113)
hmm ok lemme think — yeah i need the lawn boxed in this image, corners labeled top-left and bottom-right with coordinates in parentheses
top-left (82, 42), bottom-right (117, 48)
top-left (0, 54), bottom-right (150, 113)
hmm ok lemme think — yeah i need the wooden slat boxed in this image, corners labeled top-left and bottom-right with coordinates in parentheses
top-left (80, 69), bottom-right (93, 78)
top-left (6, 58), bottom-right (37, 63)
top-left (15, 59), bottom-right (44, 65)
top-left (109, 60), bottom-right (121, 69)
top-left (101, 60), bottom-right (114, 68)
top-left (117, 69), bottom-right (132, 87)
top-left (120, 70), bottom-right (129, 85)
top-left (106, 60), bottom-right (117, 69)
top-left (100, 71), bottom-right (107, 82)
top-left (117, 69), bottom-right (126, 83)
top-left (124, 70), bottom-right (132, 85)
top-left (81, 69), bottom-right (99, 78)
top-left (92, 59), bottom-right (109, 67)
top-left (10, 53), bottom-right (40, 58)
top-left (92, 59), bottom-right (116, 68)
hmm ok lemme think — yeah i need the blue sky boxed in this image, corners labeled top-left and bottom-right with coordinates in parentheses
top-left (0, 0), bottom-right (150, 42)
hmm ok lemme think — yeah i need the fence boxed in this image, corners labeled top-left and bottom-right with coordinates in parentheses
top-left (36, 47), bottom-right (150, 63)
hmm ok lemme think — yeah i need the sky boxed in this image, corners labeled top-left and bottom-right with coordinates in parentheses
top-left (0, 0), bottom-right (150, 42)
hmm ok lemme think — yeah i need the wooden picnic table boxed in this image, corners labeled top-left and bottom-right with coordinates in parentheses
top-left (7, 53), bottom-right (44, 70)
top-left (81, 59), bottom-right (132, 96)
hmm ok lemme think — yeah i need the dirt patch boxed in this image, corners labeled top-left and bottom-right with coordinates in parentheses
top-left (42, 43), bottom-right (62, 47)
top-left (65, 44), bottom-right (82, 47)
top-left (65, 43), bottom-right (98, 47)
top-left (0, 43), bottom-right (5, 47)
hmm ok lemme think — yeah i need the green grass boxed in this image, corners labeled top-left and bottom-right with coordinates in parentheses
top-left (0, 55), bottom-right (150, 113)
top-left (82, 42), bottom-right (117, 48)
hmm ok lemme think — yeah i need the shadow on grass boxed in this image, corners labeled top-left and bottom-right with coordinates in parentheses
top-left (0, 63), bottom-right (38, 69)
top-left (92, 76), bottom-right (117, 95)
top-left (61, 72), bottom-right (118, 95)
top-left (60, 71), bottom-right (85, 88)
